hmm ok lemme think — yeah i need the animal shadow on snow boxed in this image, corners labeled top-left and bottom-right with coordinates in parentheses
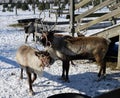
top-left (1, 55), bottom-right (119, 97)
top-left (0, 55), bottom-right (19, 69)
top-left (42, 70), bottom-right (120, 97)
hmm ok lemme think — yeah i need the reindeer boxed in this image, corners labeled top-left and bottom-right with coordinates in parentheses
top-left (24, 22), bottom-right (35, 43)
top-left (16, 45), bottom-right (54, 95)
top-left (40, 31), bottom-right (110, 82)
top-left (24, 12), bottom-right (46, 43)
top-left (24, 21), bottom-right (44, 43)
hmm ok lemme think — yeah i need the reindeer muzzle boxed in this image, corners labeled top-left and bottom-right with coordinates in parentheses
top-left (40, 53), bottom-right (54, 68)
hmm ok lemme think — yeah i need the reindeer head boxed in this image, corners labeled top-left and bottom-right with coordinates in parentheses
top-left (35, 50), bottom-right (55, 67)
top-left (40, 31), bottom-right (54, 47)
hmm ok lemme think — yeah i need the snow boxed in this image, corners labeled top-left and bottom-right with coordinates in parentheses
top-left (0, 8), bottom-right (120, 98)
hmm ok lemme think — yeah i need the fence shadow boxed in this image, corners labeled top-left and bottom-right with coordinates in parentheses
top-left (0, 55), bottom-right (19, 69)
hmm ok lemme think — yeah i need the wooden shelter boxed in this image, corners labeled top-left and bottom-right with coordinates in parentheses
top-left (69, 0), bottom-right (120, 68)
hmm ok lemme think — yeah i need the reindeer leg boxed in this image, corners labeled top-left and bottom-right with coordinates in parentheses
top-left (102, 62), bottom-right (106, 77)
top-left (33, 32), bottom-right (35, 41)
top-left (98, 65), bottom-right (102, 78)
top-left (65, 60), bottom-right (70, 82)
top-left (71, 60), bottom-right (76, 66)
top-left (26, 67), bottom-right (34, 95)
top-left (94, 54), bottom-right (103, 80)
top-left (101, 60), bottom-right (106, 79)
top-left (32, 72), bottom-right (37, 84)
top-left (61, 61), bottom-right (66, 81)
top-left (97, 60), bottom-right (106, 81)
top-left (61, 60), bottom-right (70, 82)
top-left (25, 34), bottom-right (29, 43)
top-left (20, 67), bottom-right (23, 79)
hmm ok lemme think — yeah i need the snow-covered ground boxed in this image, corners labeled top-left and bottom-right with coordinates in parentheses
top-left (0, 8), bottom-right (120, 98)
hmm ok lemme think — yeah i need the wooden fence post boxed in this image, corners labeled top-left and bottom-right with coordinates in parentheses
top-left (70, 0), bottom-right (75, 37)
top-left (117, 34), bottom-right (120, 69)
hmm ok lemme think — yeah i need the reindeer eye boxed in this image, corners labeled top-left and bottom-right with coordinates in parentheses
top-left (45, 52), bottom-right (49, 56)
top-left (41, 54), bottom-right (45, 57)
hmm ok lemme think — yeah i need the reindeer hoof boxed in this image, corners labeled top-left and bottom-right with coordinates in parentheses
top-left (29, 90), bottom-right (35, 96)
top-left (96, 77), bottom-right (101, 82)
top-left (64, 79), bottom-right (70, 83)
top-left (19, 77), bottom-right (23, 80)
top-left (101, 74), bottom-right (106, 80)
top-left (96, 75), bottom-right (106, 81)
top-left (59, 77), bottom-right (70, 83)
top-left (32, 39), bottom-right (35, 42)
top-left (19, 76), bottom-right (23, 80)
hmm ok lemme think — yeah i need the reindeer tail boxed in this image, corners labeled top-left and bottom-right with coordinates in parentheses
top-left (106, 39), bottom-right (111, 45)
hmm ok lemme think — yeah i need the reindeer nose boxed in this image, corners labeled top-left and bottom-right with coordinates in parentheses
top-left (41, 54), bottom-right (45, 57)
top-left (45, 52), bottom-right (50, 56)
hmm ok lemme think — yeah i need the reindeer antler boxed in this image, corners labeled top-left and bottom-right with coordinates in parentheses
top-left (48, 12), bottom-right (58, 31)
top-left (76, 19), bottom-right (87, 37)
top-left (39, 11), bottom-right (48, 33)
top-left (39, 11), bottom-right (58, 34)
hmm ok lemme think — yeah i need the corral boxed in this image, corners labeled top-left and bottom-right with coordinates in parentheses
top-left (1, 1), bottom-right (120, 97)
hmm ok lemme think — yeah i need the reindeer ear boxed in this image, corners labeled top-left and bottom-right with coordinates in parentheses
top-left (24, 26), bottom-right (28, 33)
top-left (35, 51), bottom-right (40, 57)
top-left (35, 51), bottom-right (45, 58)
top-left (50, 31), bottom-right (54, 36)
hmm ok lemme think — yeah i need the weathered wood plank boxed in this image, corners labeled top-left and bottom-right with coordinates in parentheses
top-left (75, 0), bottom-right (116, 22)
top-left (114, 13), bottom-right (120, 18)
top-left (117, 35), bottom-right (120, 69)
top-left (17, 18), bottom-right (41, 24)
top-left (108, 2), bottom-right (120, 11)
top-left (66, 13), bottom-right (107, 19)
top-left (91, 22), bottom-right (120, 68)
top-left (75, 0), bottom-right (91, 10)
top-left (70, 0), bottom-right (75, 36)
top-left (75, 8), bottom-right (120, 32)
top-left (91, 23), bottom-right (120, 38)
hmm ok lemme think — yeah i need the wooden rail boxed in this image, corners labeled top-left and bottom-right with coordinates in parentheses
top-left (70, 0), bottom-right (120, 68)
top-left (108, 2), bottom-right (120, 11)
top-left (75, 0), bottom-right (116, 22)
top-left (91, 23), bottom-right (120, 38)
top-left (66, 13), bottom-right (107, 19)
top-left (75, 8), bottom-right (120, 32)
top-left (75, 0), bottom-right (91, 10)
top-left (17, 18), bottom-right (41, 24)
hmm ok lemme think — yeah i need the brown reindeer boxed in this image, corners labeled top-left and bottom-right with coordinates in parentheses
top-left (16, 45), bottom-right (54, 95)
top-left (40, 32), bottom-right (110, 82)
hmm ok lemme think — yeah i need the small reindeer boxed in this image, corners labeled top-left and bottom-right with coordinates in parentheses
top-left (16, 45), bottom-right (53, 95)
top-left (24, 12), bottom-right (45, 43)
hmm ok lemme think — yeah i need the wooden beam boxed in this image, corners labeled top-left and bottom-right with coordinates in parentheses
top-left (114, 13), bottom-right (120, 18)
top-left (75, 0), bottom-right (91, 10)
top-left (75, 8), bottom-right (120, 32)
top-left (90, 22), bottom-right (120, 69)
top-left (91, 23), bottom-right (120, 38)
top-left (70, 0), bottom-right (75, 36)
top-left (66, 13), bottom-right (107, 19)
top-left (108, 2), bottom-right (120, 11)
top-left (117, 34), bottom-right (120, 69)
top-left (75, 0), bottom-right (116, 22)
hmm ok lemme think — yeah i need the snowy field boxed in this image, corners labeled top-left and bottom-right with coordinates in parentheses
top-left (0, 8), bottom-right (120, 98)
